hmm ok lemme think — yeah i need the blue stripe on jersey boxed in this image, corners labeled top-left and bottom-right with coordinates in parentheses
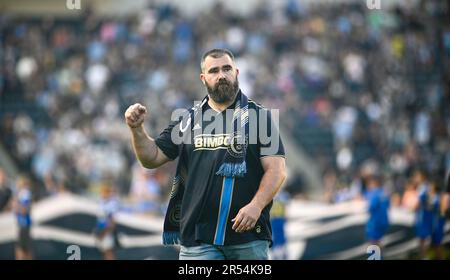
top-left (213, 177), bottom-right (235, 245)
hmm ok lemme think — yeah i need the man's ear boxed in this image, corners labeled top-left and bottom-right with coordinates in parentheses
top-left (200, 74), bottom-right (205, 85)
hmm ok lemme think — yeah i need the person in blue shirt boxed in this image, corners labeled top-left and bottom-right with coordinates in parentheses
top-left (365, 174), bottom-right (390, 249)
top-left (413, 169), bottom-right (433, 259)
top-left (13, 175), bottom-right (33, 260)
top-left (94, 183), bottom-right (120, 260)
top-left (441, 168), bottom-right (449, 230)
top-left (270, 191), bottom-right (289, 259)
top-left (428, 180), bottom-right (445, 259)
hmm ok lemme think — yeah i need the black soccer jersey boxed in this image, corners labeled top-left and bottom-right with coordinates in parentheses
top-left (155, 91), bottom-right (285, 247)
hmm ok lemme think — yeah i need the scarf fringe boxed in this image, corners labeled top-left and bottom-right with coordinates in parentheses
top-left (216, 162), bottom-right (247, 177)
top-left (162, 231), bottom-right (181, 245)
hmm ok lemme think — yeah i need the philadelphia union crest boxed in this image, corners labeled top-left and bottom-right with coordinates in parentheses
top-left (227, 132), bottom-right (248, 158)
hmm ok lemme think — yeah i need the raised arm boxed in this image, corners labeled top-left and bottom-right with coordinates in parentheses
top-left (125, 103), bottom-right (171, 169)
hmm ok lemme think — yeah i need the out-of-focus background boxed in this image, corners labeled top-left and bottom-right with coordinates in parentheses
top-left (0, 0), bottom-right (449, 260)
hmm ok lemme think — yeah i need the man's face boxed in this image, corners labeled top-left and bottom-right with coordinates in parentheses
top-left (200, 55), bottom-right (240, 104)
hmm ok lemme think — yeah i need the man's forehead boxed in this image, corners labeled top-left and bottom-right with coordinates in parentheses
top-left (204, 55), bottom-right (234, 69)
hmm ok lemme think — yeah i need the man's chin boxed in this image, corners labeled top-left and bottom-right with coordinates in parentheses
top-left (219, 91), bottom-right (237, 102)
top-left (210, 95), bottom-right (230, 104)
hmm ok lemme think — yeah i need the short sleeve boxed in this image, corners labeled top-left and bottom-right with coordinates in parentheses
top-left (155, 120), bottom-right (181, 160)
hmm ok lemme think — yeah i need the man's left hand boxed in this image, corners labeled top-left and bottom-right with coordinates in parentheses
top-left (231, 203), bottom-right (262, 233)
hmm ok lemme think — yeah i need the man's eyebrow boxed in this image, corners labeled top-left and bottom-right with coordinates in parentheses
top-left (207, 64), bottom-right (232, 73)
top-left (208, 66), bottom-right (219, 73)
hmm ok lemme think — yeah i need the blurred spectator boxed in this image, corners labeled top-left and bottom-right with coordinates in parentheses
top-left (413, 169), bottom-right (433, 259)
top-left (401, 179), bottom-right (418, 211)
top-left (365, 174), bottom-right (390, 249)
top-left (323, 169), bottom-right (338, 204)
top-left (443, 168), bottom-right (450, 218)
top-left (13, 175), bottom-right (33, 260)
top-left (428, 180), bottom-right (446, 260)
top-left (270, 191), bottom-right (289, 260)
top-left (414, 171), bottom-right (447, 260)
top-left (94, 182), bottom-right (120, 260)
top-left (0, 168), bottom-right (13, 211)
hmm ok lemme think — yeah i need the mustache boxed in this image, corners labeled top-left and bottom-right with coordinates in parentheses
top-left (217, 79), bottom-right (231, 86)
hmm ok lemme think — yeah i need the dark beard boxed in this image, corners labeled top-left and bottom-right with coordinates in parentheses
top-left (205, 78), bottom-right (239, 104)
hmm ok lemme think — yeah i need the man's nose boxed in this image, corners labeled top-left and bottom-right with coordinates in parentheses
top-left (218, 70), bottom-right (226, 79)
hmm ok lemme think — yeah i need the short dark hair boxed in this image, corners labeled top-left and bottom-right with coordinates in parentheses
top-left (200, 48), bottom-right (235, 72)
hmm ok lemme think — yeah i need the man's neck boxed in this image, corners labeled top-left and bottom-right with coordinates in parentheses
top-left (207, 92), bottom-right (238, 113)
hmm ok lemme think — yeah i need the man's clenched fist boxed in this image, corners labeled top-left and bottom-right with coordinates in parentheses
top-left (125, 103), bottom-right (147, 129)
